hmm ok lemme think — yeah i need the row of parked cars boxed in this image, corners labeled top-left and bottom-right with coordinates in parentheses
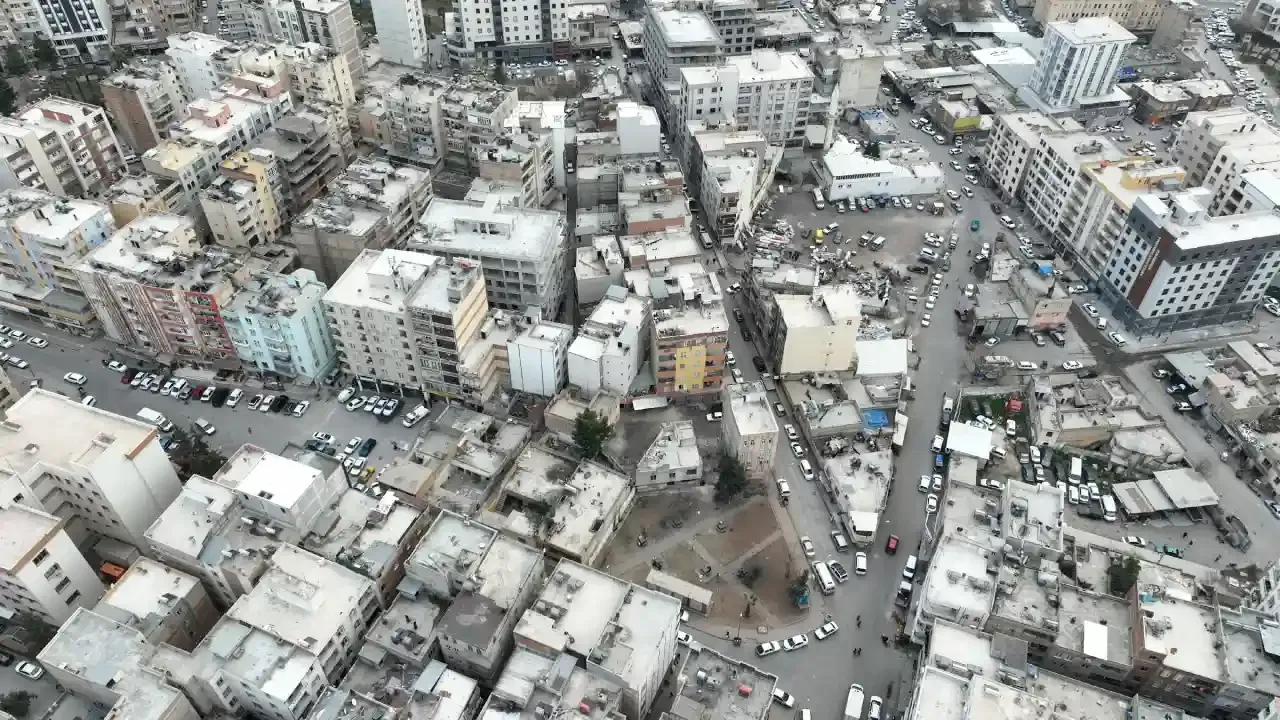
top-left (122, 368), bottom-right (312, 416)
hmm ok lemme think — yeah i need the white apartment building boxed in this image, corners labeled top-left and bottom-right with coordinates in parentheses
top-left (0, 390), bottom-right (183, 548)
top-left (1023, 134), bottom-right (1128, 242)
top-left (0, 500), bottom-right (103, 626)
top-left (723, 380), bottom-right (779, 479)
top-left (982, 111), bottom-right (1070, 203)
top-left (0, 190), bottom-right (114, 335)
top-left (513, 559), bottom-right (681, 720)
top-left (407, 195), bottom-right (569, 317)
top-left (506, 309), bottom-right (572, 397)
top-left (678, 50), bottom-right (813, 146)
top-left (771, 287), bottom-right (861, 375)
top-left (166, 32), bottom-right (244, 100)
top-left (816, 139), bottom-right (944, 202)
top-left (30, 0), bottom-right (111, 63)
top-left (371, 0), bottom-right (429, 66)
top-left (643, 5), bottom-right (721, 91)
top-left (93, 557), bottom-right (220, 651)
top-left (200, 149), bottom-right (286, 248)
top-left (1172, 108), bottom-right (1280, 186)
top-left (567, 286), bottom-right (650, 395)
top-left (1026, 18), bottom-right (1134, 110)
top-left (475, 130), bottom-right (558, 209)
top-left (1211, 169), bottom-right (1280, 221)
top-left (280, 42), bottom-right (357, 112)
top-left (0, 98), bottom-right (128, 197)
top-left (324, 249), bottom-right (507, 402)
top-left (635, 420), bottom-right (702, 491)
top-left (101, 58), bottom-right (188, 153)
top-left (222, 268), bottom-right (337, 381)
top-left (1204, 143), bottom-right (1280, 216)
top-left (445, 0), bottom-right (570, 65)
top-left (1099, 187), bottom-right (1280, 334)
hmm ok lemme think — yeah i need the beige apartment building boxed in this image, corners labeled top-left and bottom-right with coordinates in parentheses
top-left (1033, 0), bottom-right (1169, 32)
top-left (100, 58), bottom-right (187, 153)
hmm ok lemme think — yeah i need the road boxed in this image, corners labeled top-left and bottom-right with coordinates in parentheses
top-left (0, 317), bottom-right (421, 474)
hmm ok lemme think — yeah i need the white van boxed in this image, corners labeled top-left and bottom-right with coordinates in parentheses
top-left (1102, 494), bottom-right (1118, 522)
top-left (903, 554), bottom-right (918, 580)
top-left (1069, 456), bottom-right (1083, 484)
top-left (812, 561), bottom-right (836, 594)
top-left (136, 407), bottom-right (174, 433)
top-left (812, 188), bottom-right (826, 209)
top-left (990, 446), bottom-right (1007, 461)
top-left (931, 434), bottom-right (944, 453)
top-left (776, 478), bottom-right (792, 499)
top-left (869, 236), bottom-right (886, 251)
top-left (800, 459), bottom-right (814, 479)
top-left (844, 684), bottom-right (866, 720)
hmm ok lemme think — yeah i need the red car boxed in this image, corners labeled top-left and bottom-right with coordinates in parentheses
top-left (886, 535), bottom-right (899, 554)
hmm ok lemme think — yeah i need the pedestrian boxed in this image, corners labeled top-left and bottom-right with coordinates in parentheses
top-left (1215, 554), bottom-right (1222, 562)
top-left (1189, 540), bottom-right (1194, 546)
top-left (1183, 532), bottom-right (1188, 538)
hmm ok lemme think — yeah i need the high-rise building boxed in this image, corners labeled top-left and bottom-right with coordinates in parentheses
top-left (677, 50), bottom-right (813, 146)
top-left (1026, 18), bottom-right (1134, 110)
top-left (1171, 108), bottom-right (1280, 186)
top-left (100, 58), bottom-right (188, 153)
top-left (649, 263), bottom-right (729, 398)
top-left (371, 0), bottom-right (429, 66)
top-left (0, 98), bottom-right (128, 198)
top-left (200, 149), bottom-right (287, 248)
top-left (30, 0), bottom-right (111, 63)
top-left (165, 32), bottom-right (246, 100)
top-left (222, 267), bottom-right (336, 381)
top-left (250, 0), bottom-right (363, 81)
top-left (280, 42), bottom-right (357, 112)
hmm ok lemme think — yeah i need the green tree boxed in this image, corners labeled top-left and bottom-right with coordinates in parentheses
top-left (863, 141), bottom-right (882, 159)
top-left (1, 691), bottom-right (33, 718)
top-left (0, 81), bottom-right (17, 116)
top-left (788, 569), bottom-right (810, 603)
top-left (168, 426), bottom-right (228, 481)
top-left (31, 36), bottom-right (56, 69)
top-left (714, 452), bottom-right (747, 503)
top-left (3, 46), bottom-right (26, 77)
top-left (572, 409), bottom-right (614, 460)
top-left (1108, 557), bottom-right (1141, 596)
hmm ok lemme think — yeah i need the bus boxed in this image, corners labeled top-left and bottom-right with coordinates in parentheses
top-left (892, 414), bottom-right (909, 454)
top-left (812, 188), bottom-right (826, 209)
top-left (812, 560), bottom-right (836, 595)
top-left (940, 395), bottom-right (955, 428)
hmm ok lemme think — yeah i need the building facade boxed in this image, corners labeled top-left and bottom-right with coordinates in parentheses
top-left (222, 268), bottom-right (336, 381)
top-left (1027, 18), bottom-right (1135, 110)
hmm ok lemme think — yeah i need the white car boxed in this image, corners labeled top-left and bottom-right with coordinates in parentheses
top-left (756, 641), bottom-right (783, 657)
top-left (725, 351), bottom-right (736, 366)
top-left (785, 424), bottom-right (798, 440)
top-left (15, 661), bottom-right (43, 680)
top-left (984, 337), bottom-right (1001, 348)
top-left (1109, 332), bottom-right (1127, 346)
top-left (194, 418), bottom-right (216, 436)
top-left (791, 442), bottom-right (805, 457)
top-left (62, 372), bottom-right (86, 385)
top-left (814, 621), bottom-right (839, 640)
top-left (1017, 361), bottom-right (1037, 371)
top-left (1083, 303), bottom-right (1099, 318)
top-left (26, 337), bottom-right (47, 348)
top-left (677, 631), bottom-right (692, 646)
top-left (292, 400), bottom-right (310, 417)
top-left (1062, 360), bottom-right (1084, 371)
top-left (932, 474), bottom-right (943, 491)
top-left (855, 551), bottom-right (868, 575)
top-left (925, 298), bottom-right (935, 310)
top-left (921, 313), bottom-right (931, 327)
top-left (772, 689), bottom-right (795, 708)
top-left (782, 634), bottom-right (809, 651)
top-left (999, 215), bottom-right (1016, 228)
top-left (926, 494), bottom-right (939, 513)
top-left (337, 386), bottom-right (356, 403)
top-left (963, 284), bottom-right (975, 298)
top-left (1124, 536), bottom-right (1147, 547)
top-left (800, 536), bottom-right (816, 557)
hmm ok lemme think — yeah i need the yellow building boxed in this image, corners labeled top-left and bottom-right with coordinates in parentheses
top-left (200, 150), bottom-right (286, 249)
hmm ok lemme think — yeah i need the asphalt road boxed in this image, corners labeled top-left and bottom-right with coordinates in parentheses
top-left (0, 317), bottom-right (421, 474)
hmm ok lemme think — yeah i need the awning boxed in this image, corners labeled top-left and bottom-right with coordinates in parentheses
top-left (631, 396), bottom-right (670, 411)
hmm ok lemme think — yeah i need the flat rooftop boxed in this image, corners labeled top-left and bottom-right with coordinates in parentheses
top-left (921, 534), bottom-right (998, 620)
top-left (407, 511), bottom-right (499, 586)
top-left (97, 558), bottom-right (202, 631)
top-left (0, 501), bottom-right (59, 573)
top-left (1048, 17), bottom-right (1136, 45)
top-left (213, 444), bottom-right (327, 516)
top-left (775, 286), bottom-right (862, 329)
top-left (653, 8), bottom-right (719, 46)
top-left (726, 382), bottom-right (778, 436)
top-left (498, 448), bottom-right (629, 557)
top-left (1056, 586), bottom-right (1133, 665)
top-left (669, 645), bottom-right (775, 720)
top-left (1002, 480), bottom-right (1065, 552)
top-left (1138, 582), bottom-right (1223, 679)
top-left (0, 389), bottom-right (161, 480)
top-left (411, 195), bottom-right (565, 263)
top-left (638, 421), bottom-right (700, 472)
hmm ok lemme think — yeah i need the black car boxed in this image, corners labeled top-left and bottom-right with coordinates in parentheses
top-left (304, 438), bottom-right (328, 452)
top-left (752, 355), bottom-right (767, 372)
top-left (1049, 330), bottom-right (1067, 346)
top-left (828, 561), bottom-right (849, 583)
top-left (990, 201), bottom-right (1003, 213)
top-left (907, 264), bottom-right (929, 274)
top-left (269, 394), bottom-right (289, 412)
top-left (358, 438), bottom-right (377, 457)
top-left (741, 326), bottom-right (753, 341)
top-left (210, 387), bottom-right (230, 407)
top-left (1076, 368), bottom-right (1099, 379)
top-left (733, 308), bottom-right (744, 322)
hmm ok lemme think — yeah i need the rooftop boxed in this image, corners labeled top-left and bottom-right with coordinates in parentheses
top-left (637, 421), bottom-right (701, 473)
top-left (96, 558), bottom-right (202, 636)
top-left (0, 390), bottom-right (164, 482)
top-left (1133, 190), bottom-right (1280, 251)
top-left (0, 192), bottom-right (109, 244)
top-left (81, 214), bottom-right (260, 292)
top-left (667, 645), bottom-right (775, 720)
top-left (1049, 17), bottom-right (1136, 45)
top-left (725, 50), bottom-right (813, 84)
top-left (323, 248), bottom-right (481, 315)
top-left (725, 382), bottom-right (778, 437)
top-left (496, 447), bottom-right (630, 558)
top-left (652, 8), bottom-right (720, 46)
top-left (775, 285), bottom-right (863, 330)
top-left (0, 501), bottom-right (60, 573)
top-left (296, 158), bottom-right (431, 237)
top-left (410, 195), bottom-right (565, 262)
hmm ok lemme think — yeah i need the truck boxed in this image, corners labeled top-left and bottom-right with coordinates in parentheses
top-left (891, 414), bottom-right (909, 454)
top-left (136, 408), bottom-right (174, 433)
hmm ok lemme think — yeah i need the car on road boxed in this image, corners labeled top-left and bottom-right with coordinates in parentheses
top-left (782, 634), bottom-right (809, 651)
top-left (756, 641), bottom-right (782, 657)
top-left (855, 551), bottom-right (868, 575)
top-left (984, 337), bottom-right (1001, 348)
top-left (800, 536), bottom-right (815, 557)
top-left (1151, 367), bottom-right (1171, 378)
top-left (771, 689), bottom-right (795, 708)
top-left (1016, 361), bottom-right (1037, 371)
top-left (907, 264), bottom-right (928, 274)
top-left (886, 534), bottom-right (899, 554)
top-left (932, 474), bottom-right (943, 491)
top-left (227, 389), bottom-right (243, 407)
top-left (752, 355), bottom-right (767, 372)
top-left (63, 372), bottom-right (86, 385)
top-left (1083, 303), bottom-right (1099, 318)
top-left (194, 418), bottom-right (216, 435)
top-left (1175, 401), bottom-right (1194, 412)
top-left (814, 621), bottom-right (839, 640)
top-left (921, 313), bottom-right (931, 327)
top-left (6, 357), bottom-right (27, 370)
top-left (26, 337), bottom-right (47, 348)
top-left (1267, 501), bottom-right (1280, 519)
top-left (868, 697), bottom-right (884, 720)
top-left (1062, 361), bottom-right (1083, 371)
top-left (313, 432), bottom-right (335, 446)
top-left (8, 330), bottom-right (25, 340)
top-left (999, 215), bottom-right (1016, 228)
top-left (345, 397), bottom-right (364, 411)
top-left (1049, 330), bottom-right (1066, 346)
top-left (1161, 544), bottom-right (1185, 558)
top-left (829, 561), bottom-right (848, 582)
top-left (199, 386), bottom-right (215, 402)
top-left (1166, 383), bottom-right (1188, 394)
top-left (292, 400), bottom-right (311, 416)
top-left (338, 387), bottom-right (356, 403)
top-left (926, 494), bottom-right (939, 513)
top-left (1125, 536), bottom-right (1147, 547)
top-left (259, 394), bottom-right (275, 412)
top-left (15, 661), bottom-right (43, 680)
top-left (790, 442), bottom-right (805, 457)
top-left (774, 402), bottom-right (786, 416)
top-left (358, 438), bottom-right (377, 457)
top-left (706, 411), bottom-right (723, 422)
top-left (1108, 332), bottom-right (1127, 346)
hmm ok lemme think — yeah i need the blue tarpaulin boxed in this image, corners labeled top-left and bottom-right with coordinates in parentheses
top-left (1036, 262), bottom-right (1053, 276)
top-left (863, 409), bottom-right (890, 428)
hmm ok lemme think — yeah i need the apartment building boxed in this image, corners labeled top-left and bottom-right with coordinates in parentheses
top-left (405, 511), bottom-right (544, 682)
top-left (568, 285), bottom-right (651, 395)
top-left (106, 174), bottom-right (183, 226)
top-left (0, 389), bottom-right (183, 548)
top-left (1244, 0), bottom-right (1280, 34)
top-left (240, 0), bottom-right (363, 81)
top-left (221, 268), bottom-right (336, 381)
top-left (0, 190), bottom-right (114, 334)
top-left (513, 559), bottom-right (682, 720)
top-left (94, 558), bottom-right (219, 651)
top-left (650, 264), bottom-right (729, 398)
top-left (1197, 134), bottom-right (1280, 215)
top-left (371, 0), bottom-right (429, 66)
top-left (39, 609), bottom-right (201, 720)
top-left (280, 42), bottom-right (357, 112)
top-left (0, 500), bottom-right (104, 626)
top-left (290, 157), bottom-right (433, 284)
top-left (1210, 169), bottom-right (1280, 221)
top-left (359, 73), bottom-right (519, 171)
top-left (1171, 108), bottom-right (1280, 186)
top-left (0, 98), bottom-right (127, 198)
top-left (1032, 0), bottom-right (1169, 32)
top-left (29, 0), bottom-right (111, 63)
top-left (506, 309), bottom-right (572, 397)
top-left (1099, 188), bottom-right (1280, 334)
top-left (677, 50), bottom-right (813, 146)
top-left (701, 150), bottom-right (762, 242)
top-left (770, 286), bottom-right (861, 375)
top-left (1023, 134), bottom-right (1128, 243)
top-left (100, 58), bottom-right (188, 153)
top-left (408, 195), bottom-right (569, 317)
top-left (475, 130), bottom-right (558, 209)
top-left (636, 421), bottom-right (702, 490)
top-left (0, 367), bottom-right (19, 412)
top-left (252, 106), bottom-right (348, 214)
top-left (325, 249), bottom-right (507, 401)
top-left (129, 0), bottom-right (198, 36)
top-left (723, 381), bottom-right (779, 478)
top-left (443, 0), bottom-right (571, 66)
top-left (200, 149), bottom-right (286, 248)
top-left (166, 32), bottom-right (245, 100)
top-left (642, 4), bottom-right (721, 93)
top-left (1027, 18), bottom-right (1135, 110)
top-left (74, 214), bottom-right (254, 364)
top-left (982, 111), bottom-right (1070, 203)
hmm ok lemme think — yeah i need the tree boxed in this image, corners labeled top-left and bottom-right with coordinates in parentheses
top-left (0, 81), bottom-right (17, 116)
top-left (714, 452), bottom-right (747, 503)
top-left (1108, 557), bottom-right (1141, 596)
top-left (3, 46), bottom-right (26, 77)
top-left (31, 36), bottom-right (56, 70)
top-left (863, 141), bottom-right (882, 159)
top-left (788, 569), bottom-right (810, 603)
top-left (572, 409), bottom-right (614, 460)
top-left (168, 426), bottom-right (228, 481)
top-left (1, 691), bottom-right (33, 718)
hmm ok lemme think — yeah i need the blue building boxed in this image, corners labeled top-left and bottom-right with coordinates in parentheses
top-left (222, 268), bottom-right (337, 382)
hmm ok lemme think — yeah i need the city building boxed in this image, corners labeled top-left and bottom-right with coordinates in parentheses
top-left (1099, 187), bottom-right (1280, 334)
top-left (0, 190), bottom-right (114, 335)
top-left (404, 511), bottom-right (544, 682)
top-left (635, 420), bottom-right (702, 491)
top-left (723, 381), bottom-right (779, 478)
top-left (407, 195), bottom-right (569, 317)
top-left (770, 287), bottom-right (861, 375)
top-left (30, 0), bottom-right (111, 63)
top-left (700, 149), bottom-right (768, 244)
top-left (93, 557), bottom-right (219, 651)
top-left (222, 268), bottom-right (336, 381)
top-left (38, 609), bottom-right (201, 720)
top-left (568, 286), bottom-right (650, 395)
top-left (0, 366), bottom-right (19, 412)
top-left (1172, 109), bottom-right (1280, 186)
top-left (642, 4), bottom-right (721, 121)
top-left (650, 264), bottom-right (728, 398)
top-left (101, 58), bottom-right (188, 153)
top-left (0, 500), bottom-right (104, 626)
top-left (574, 235), bottom-right (625, 307)
top-left (1193, 128), bottom-right (1280, 215)
top-left (324, 249), bottom-right (508, 403)
top-left (1211, 169), bottom-right (1280, 221)
top-left (506, 309), bottom-right (573, 397)
top-left (666, 646), bottom-right (775, 720)
top-left (290, 157), bottom-right (433, 284)
top-left (1033, 0), bottom-right (1173, 33)
top-left (982, 111), bottom-right (1071, 203)
top-left (513, 559), bottom-right (681, 720)
top-left (816, 138), bottom-right (945, 201)
top-left (371, 0), bottom-right (429, 66)
top-left (0, 390), bottom-right (183, 548)
top-left (251, 106), bottom-right (350, 215)
top-left (442, 0), bottom-right (571, 66)
top-left (1244, 0), bottom-right (1280, 34)
top-left (677, 50), bottom-right (814, 146)
top-left (106, 174), bottom-right (183, 226)
top-left (74, 214), bottom-right (250, 366)
top-left (1026, 18), bottom-right (1135, 111)
top-left (165, 32), bottom-right (245, 100)
top-left (475, 129), bottom-right (558, 209)
top-left (0, 98), bottom-right (128, 197)
top-left (1023, 134), bottom-right (1129, 244)
top-left (200, 149), bottom-right (286, 249)
top-left (280, 42), bottom-right (357, 113)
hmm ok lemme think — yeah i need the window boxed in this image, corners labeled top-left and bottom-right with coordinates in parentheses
top-left (32, 549), bottom-right (48, 565)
